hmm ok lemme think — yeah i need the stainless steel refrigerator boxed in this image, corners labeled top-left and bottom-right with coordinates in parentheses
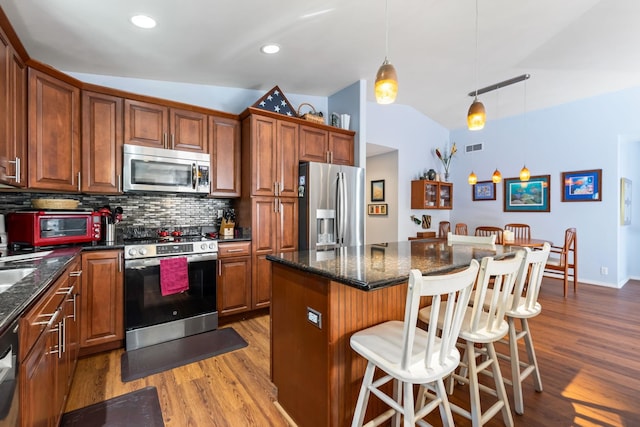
top-left (298, 162), bottom-right (365, 250)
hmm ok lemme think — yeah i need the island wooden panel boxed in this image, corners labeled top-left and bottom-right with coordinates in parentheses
top-left (271, 263), bottom-right (408, 427)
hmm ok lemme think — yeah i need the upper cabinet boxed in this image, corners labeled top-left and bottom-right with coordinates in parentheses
top-left (299, 124), bottom-right (354, 165)
top-left (243, 113), bottom-right (298, 198)
top-left (81, 90), bottom-right (123, 193)
top-left (411, 180), bottom-right (453, 210)
top-left (124, 99), bottom-right (207, 153)
top-left (0, 26), bottom-right (27, 187)
top-left (210, 116), bottom-right (241, 197)
top-left (28, 68), bottom-right (81, 192)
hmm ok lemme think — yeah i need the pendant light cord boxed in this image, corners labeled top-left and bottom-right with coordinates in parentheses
top-left (385, 0), bottom-right (389, 61)
top-left (474, 0), bottom-right (479, 98)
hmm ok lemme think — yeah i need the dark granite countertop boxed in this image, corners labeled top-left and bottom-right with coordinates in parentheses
top-left (0, 246), bottom-right (82, 334)
top-left (267, 239), bottom-right (517, 291)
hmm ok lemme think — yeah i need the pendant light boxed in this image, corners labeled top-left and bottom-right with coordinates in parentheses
top-left (519, 78), bottom-right (530, 181)
top-left (468, 171), bottom-right (478, 185)
top-left (492, 169), bottom-right (502, 183)
top-left (375, 0), bottom-right (398, 104)
top-left (467, 0), bottom-right (485, 130)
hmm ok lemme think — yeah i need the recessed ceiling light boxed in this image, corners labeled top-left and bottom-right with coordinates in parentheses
top-left (260, 44), bottom-right (280, 54)
top-left (131, 15), bottom-right (156, 29)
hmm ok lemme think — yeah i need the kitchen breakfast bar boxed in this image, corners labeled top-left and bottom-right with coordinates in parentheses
top-left (267, 239), bottom-right (515, 427)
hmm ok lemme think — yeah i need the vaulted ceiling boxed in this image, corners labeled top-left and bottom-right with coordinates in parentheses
top-left (2, 0), bottom-right (639, 129)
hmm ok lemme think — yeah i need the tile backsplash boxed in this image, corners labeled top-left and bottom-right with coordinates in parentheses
top-left (0, 192), bottom-right (233, 230)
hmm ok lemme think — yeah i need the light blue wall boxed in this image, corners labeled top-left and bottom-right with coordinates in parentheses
top-left (366, 103), bottom-right (451, 241)
top-left (450, 87), bottom-right (640, 287)
top-left (618, 136), bottom-right (640, 284)
top-left (68, 71), bottom-right (328, 119)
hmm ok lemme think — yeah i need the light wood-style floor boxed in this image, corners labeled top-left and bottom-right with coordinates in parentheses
top-left (66, 278), bottom-right (640, 426)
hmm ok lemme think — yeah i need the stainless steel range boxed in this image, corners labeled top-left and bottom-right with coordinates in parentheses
top-left (123, 232), bottom-right (218, 351)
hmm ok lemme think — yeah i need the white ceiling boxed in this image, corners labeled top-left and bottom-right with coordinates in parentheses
top-left (2, 0), bottom-right (640, 130)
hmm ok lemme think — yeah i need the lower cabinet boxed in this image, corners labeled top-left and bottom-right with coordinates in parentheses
top-left (19, 257), bottom-right (82, 427)
top-left (80, 250), bottom-right (124, 353)
top-left (217, 241), bottom-right (252, 316)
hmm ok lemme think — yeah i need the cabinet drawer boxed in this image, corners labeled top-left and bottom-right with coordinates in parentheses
top-left (218, 241), bottom-right (251, 258)
top-left (19, 285), bottom-right (65, 361)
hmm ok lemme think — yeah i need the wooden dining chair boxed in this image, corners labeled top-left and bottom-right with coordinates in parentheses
top-left (438, 221), bottom-right (450, 239)
top-left (474, 226), bottom-right (504, 244)
top-left (505, 223), bottom-right (531, 240)
top-left (544, 227), bottom-right (577, 297)
top-left (454, 223), bottom-right (468, 235)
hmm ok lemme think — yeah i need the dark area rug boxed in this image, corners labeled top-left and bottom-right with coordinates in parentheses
top-left (60, 386), bottom-right (164, 427)
top-left (121, 328), bottom-right (248, 382)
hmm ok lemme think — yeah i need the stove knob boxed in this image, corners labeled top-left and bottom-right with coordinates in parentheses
top-left (139, 248), bottom-right (148, 256)
top-left (209, 243), bottom-right (216, 250)
top-left (201, 243), bottom-right (208, 250)
top-left (128, 248), bottom-right (137, 257)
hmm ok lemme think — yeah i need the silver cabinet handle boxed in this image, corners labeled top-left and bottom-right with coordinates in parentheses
top-left (77, 171), bottom-right (81, 192)
top-left (163, 133), bottom-right (168, 149)
top-left (171, 133), bottom-right (175, 149)
top-left (6, 157), bottom-right (20, 183)
top-left (226, 249), bottom-right (245, 253)
top-left (117, 174), bottom-right (122, 193)
top-left (118, 252), bottom-right (122, 273)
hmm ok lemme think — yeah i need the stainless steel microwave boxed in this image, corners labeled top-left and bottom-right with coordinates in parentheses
top-left (123, 144), bottom-right (210, 194)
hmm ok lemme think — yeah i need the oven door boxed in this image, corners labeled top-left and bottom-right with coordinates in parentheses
top-left (124, 252), bottom-right (218, 350)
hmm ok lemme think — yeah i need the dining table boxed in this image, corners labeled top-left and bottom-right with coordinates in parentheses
top-left (505, 237), bottom-right (551, 247)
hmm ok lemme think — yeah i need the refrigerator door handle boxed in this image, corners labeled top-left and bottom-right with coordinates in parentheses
top-left (336, 172), bottom-right (347, 245)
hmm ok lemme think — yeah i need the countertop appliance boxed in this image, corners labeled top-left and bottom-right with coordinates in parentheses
top-left (298, 162), bottom-right (365, 250)
top-left (7, 210), bottom-right (101, 249)
top-left (123, 144), bottom-right (210, 194)
top-left (0, 319), bottom-right (19, 426)
top-left (123, 231), bottom-right (219, 350)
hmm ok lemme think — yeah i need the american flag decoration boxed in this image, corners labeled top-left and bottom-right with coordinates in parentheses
top-left (252, 85), bottom-right (295, 117)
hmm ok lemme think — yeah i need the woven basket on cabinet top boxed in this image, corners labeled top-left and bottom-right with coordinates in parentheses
top-left (296, 103), bottom-right (325, 124)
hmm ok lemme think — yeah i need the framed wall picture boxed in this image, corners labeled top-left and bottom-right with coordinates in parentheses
top-left (503, 175), bottom-right (551, 212)
top-left (621, 178), bottom-right (632, 225)
top-left (368, 203), bottom-right (388, 215)
top-left (371, 180), bottom-right (385, 201)
top-left (561, 169), bottom-right (602, 202)
top-left (472, 181), bottom-right (496, 201)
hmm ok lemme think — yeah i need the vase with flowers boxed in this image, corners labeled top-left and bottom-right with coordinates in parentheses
top-left (435, 142), bottom-right (457, 182)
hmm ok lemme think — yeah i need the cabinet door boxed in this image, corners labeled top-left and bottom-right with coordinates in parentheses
top-left (251, 197), bottom-right (277, 309)
top-left (81, 91), bottom-right (123, 193)
top-left (250, 115), bottom-right (278, 196)
top-left (28, 68), bottom-right (81, 191)
top-left (277, 197), bottom-right (298, 253)
top-left (299, 125), bottom-right (328, 163)
top-left (277, 120), bottom-right (299, 197)
top-left (170, 108), bottom-right (207, 152)
top-left (218, 256), bottom-right (252, 316)
top-left (252, 254), bottom-right (272, 309)
top-left (329, 132), bottom-right (354, 166)
top-left (20, 328), bottom-right (56, 427)
top-left (80, 250), bottom-right (124, 349)
top-left (0, 31), bottom-right (27, 187)
top-left (210, 116), bottom-right (241, 197)
top-left (124, 99), bottom-right (168, 149)
top-left (64, 260), bottom-right (82, 386)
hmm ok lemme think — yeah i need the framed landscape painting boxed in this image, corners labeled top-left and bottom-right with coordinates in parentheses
top-left (561, 169), bottom-right (602, 202)
top-left (503, 175), bottom-right (551, 212)
top-left (472, 181), bottom-right (496, 201)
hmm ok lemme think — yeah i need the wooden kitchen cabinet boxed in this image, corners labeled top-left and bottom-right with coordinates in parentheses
top-left (299, 124), bottom-right (355, 165)
top-left (124, 99), bottom-right (207, 153)
top-left (217, 241), bottom-right (252, 316)
top-left (210, 116), bottom-right (241, 197)
top-left (0, 26), bottom-right (27, 187)
top-left (79, 250), bottom-right (124, 354)
top-left (411, 179), bottom-right (453, 210)
top-left (242, 113), bottom-right (298, 197)
top-left (81, 90), bottom-right (123, 193)
top-left (251, 197), bottom-right (298, 309)
top-left (20, 257), bottom-right (82, 427)
top-left (28, 68), bottom-right (81, 191)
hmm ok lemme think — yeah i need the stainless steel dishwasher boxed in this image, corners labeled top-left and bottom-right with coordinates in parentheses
top-left (0, 319), bottom-right (19, 427)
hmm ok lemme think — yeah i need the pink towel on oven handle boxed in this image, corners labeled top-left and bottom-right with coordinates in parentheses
top-left (160, 257), bottom-right (189, 296)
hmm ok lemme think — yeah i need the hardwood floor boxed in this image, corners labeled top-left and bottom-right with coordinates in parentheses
top-left (66, 278), bottom-right (640, 426)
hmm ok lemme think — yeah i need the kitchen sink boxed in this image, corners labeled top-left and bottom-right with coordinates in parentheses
top-left (0, 268), bottom-right (36, 294)
top-left (0, 251), bottom-right (52, 264)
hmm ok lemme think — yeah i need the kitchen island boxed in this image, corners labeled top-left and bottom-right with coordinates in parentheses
top-left (267, 239), bottom-right (514, 427)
